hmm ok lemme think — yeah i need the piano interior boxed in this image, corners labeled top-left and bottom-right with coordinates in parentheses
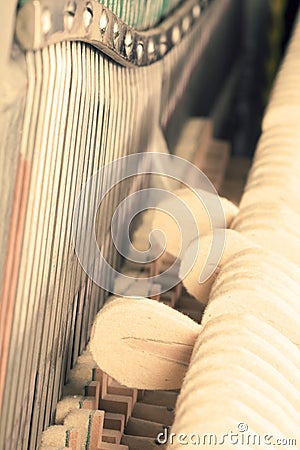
top-left (1, 0), bottom-right (300, 449)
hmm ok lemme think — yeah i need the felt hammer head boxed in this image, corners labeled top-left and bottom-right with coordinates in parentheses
top-left (90, 296), bottom-right (201, 390)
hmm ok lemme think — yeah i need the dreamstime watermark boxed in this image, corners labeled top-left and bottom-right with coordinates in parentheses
top-left (156, 423), bottom-right (297, 447)
top-left (72, 152), bottom-right (226, 296)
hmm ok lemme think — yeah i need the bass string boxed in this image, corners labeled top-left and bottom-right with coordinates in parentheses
top-left (1, 10), bottom-right (213, 446)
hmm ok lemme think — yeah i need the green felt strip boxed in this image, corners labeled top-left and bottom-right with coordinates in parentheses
top-left (18, 0), bottom-right (183, 29)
